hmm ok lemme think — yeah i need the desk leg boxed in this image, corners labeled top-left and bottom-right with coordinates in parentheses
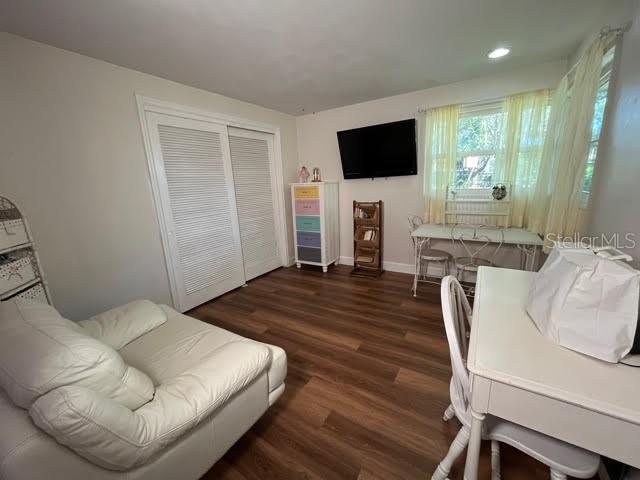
top-left (518, 244), bottom-right (539, 272)
top-left (464, 409), bottom-right (485, 480)
top-left (524, 245), bottom-right (538, 272)
top-left (412, 239), bottom-right (419, 297)
top-left (518, 245), bottom-right (526, 270)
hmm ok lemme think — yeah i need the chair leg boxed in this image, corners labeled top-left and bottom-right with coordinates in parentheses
top-left (443, 404), bottom-right (455, 421)
top-left (412, 242), bottom-right (419, 297)
top-left (550, 470), bottom-right (567, 480)
top-left (456, 265), bottom-right (463, 284)
top-left (490, 440), bottom-right (501, 480)
top-left (431, 426), bottom-right (470, 480)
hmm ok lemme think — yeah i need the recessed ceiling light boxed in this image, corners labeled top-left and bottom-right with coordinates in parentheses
top-left (488, 47), bottom-right (510, 59)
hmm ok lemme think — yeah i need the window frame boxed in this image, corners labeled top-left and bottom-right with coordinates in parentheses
top-left (454, 102), bottom-right (504, 189)
top-left (579, 45), bottom-right (616, 209)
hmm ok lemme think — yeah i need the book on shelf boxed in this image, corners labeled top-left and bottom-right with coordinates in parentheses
top-left (356, 255), bottom-right (374, 263)
top-left (354, 207), bottom-right (374, 219)
top-left (362, 230), bottom-right (376, 241)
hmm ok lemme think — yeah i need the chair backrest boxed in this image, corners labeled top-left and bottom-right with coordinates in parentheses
top-left (440, 276), bottom-right (473, 424)
top-left (408, 215), bottom-right (424, 247)
top-left (407, 215), bottom-right (423, 231)
top-left (475, 224), bottom-right (504, 263)
top-left (450, 224), bottom-right (504, 265)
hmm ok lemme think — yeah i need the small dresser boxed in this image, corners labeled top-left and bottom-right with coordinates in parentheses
top-left (290, 182), bottom-right (339, 272)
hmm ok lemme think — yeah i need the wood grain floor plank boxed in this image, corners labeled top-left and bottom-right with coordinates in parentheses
top-left (250, 309), bottom-right (362, 351)
top-left (395, 366), bottom-right (450, 397)
top-left (224, 432), bottom-right (323, 480)
top-left (303, 377), bottom-right (447, 460)
top-left (321, 410), bottom-right (436, 478)
top-left (254, 410), bottom-right (361, 480)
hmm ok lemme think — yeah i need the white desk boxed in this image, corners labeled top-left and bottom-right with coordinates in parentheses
top-left (411, 224), bottom-right (543, 246)
top-left (464, 267), bottom-right (640, 479)
top-left (410, 224), bottom-right (543, 294)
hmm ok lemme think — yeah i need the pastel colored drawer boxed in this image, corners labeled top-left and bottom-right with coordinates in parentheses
top-left (294, 186), bottom-right (319, 199)
top-left (295, 199), bottom-right (320, 215)
top-left (297, 246), bottom-right (321, 263)
top-left (297, 231), bottom-right (321, 248)
top-left (296, 215), bottom-right (320, 232)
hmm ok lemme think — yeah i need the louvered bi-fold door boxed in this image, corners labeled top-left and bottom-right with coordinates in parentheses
top-left (145, 113), bottom-right (245, 311)
top-left (228, 127), bottom-right (282, 280)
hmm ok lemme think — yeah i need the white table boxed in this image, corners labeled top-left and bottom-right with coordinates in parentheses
top-left (464, 267), bottom-right (640, 479)
top-left (410, 224), bottom-right (543, 294)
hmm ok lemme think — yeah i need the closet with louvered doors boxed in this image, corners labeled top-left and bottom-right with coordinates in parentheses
top-left (145, 113), bottom-right (245, 311)
top-left (228, 127), bottom-right (282, 281)
top-left (143, 109), bottom-right (284, 312)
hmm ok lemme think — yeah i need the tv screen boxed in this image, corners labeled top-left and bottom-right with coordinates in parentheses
top-left (337, 119), bottom-right (417, 179)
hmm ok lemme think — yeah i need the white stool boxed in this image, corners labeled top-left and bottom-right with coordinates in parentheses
top-left (408, 215), bottom-right (452, 296)
top-left (412, 237), bottom-right (451, 296)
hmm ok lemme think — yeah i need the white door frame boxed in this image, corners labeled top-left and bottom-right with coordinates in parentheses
top-left (136, 95), bottom-right (289, 309)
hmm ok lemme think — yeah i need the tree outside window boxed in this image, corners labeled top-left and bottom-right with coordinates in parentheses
top-left (455, 110), bottom-right (504, 188)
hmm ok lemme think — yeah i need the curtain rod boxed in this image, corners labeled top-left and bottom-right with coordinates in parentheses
top-left (565, 23), bottom-right (631, 77)
top-left (417, 96), bottom-right (504, 114)
top-left (599, 23), bottom-right (631, 38)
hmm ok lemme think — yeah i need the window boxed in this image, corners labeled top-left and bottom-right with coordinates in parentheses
top-left (580, 46), bottom-right (615, 207)
top-left (455, 108), bottom-right (504, 188)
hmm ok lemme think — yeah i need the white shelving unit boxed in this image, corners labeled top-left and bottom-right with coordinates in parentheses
top-left (0, 196), bottom-right (51, 304)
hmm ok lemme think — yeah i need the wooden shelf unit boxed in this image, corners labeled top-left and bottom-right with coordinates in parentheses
top-left (351, 200), bottom-right (383, 277)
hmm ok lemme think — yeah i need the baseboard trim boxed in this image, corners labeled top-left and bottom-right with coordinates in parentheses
top-left (338, 256), bottom-right (415, 275)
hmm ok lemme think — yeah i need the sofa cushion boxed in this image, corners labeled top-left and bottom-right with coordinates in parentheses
top-left (119, 305), bottom-right (287, 394)
top-left (78, 300), bottom-right (167, 350)
top-left (30, 341), bottom-right (270, 471)
top-left (0, 300), bottom-right (154, 409)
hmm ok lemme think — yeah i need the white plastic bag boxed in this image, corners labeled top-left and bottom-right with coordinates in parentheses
top-left (526, 245), bottom-right (640, 362)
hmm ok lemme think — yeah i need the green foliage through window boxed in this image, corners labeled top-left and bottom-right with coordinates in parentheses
top-left (455, 111), bottom-right (503, 188)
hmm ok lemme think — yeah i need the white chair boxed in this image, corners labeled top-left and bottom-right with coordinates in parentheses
top-left (432, 276), bottom-right (600, 480)
top-left (451, 224), bottom-right (503, 294)
top-left (408, 215), bottom-right (451, 296)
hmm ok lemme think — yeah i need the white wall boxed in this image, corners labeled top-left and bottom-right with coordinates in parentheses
top-left (296, 60), bottom-right (567, 270)
top-left (586, 0), bottom-right (640, 264)
top-left (0, 33), bottom-right (299, 319)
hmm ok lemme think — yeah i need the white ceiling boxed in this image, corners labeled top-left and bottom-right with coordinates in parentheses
top-left (0, 0), bottom-right (618, 115)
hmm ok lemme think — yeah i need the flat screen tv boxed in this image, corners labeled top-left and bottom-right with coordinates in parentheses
top-left (337, 119), bottom-right (417, 179)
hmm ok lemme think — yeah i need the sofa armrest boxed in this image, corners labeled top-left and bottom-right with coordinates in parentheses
top-left (78, 300), bottom-right (167, 350)
top-left (29, 341), bottom-right (270, 471)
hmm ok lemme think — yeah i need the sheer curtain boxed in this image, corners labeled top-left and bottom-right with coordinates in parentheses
top-left (529, 33), bottom-right (615, 250)
top-left (497, 89), bottom-right (550, 228)
top-left (528, 78), bottom-right (570, 235)
top-left (424, 104), bottom-right (460, 223)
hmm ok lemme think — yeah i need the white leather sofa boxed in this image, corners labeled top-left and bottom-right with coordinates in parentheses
top-left (0, 299), bottom-right (286, 480)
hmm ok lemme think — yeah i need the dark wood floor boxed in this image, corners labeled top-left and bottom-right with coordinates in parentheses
top-left (189, 265), bottom-right (551, 480)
